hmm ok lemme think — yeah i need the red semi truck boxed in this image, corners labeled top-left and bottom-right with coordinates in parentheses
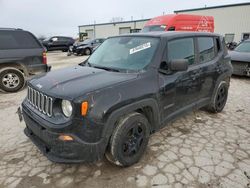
top-left (142, 14), bottom-right (214, 33)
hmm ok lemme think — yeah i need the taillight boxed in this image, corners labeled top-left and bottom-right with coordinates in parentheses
top-left (42, 52), bottom-right (47, 64)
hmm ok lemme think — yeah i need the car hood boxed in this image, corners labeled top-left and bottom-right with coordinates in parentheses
top-left (29, 66), bottom-right (138, 99)
top-left (229, 51), bottom-right (250, 62)
top-left (74, 42), bottom-right (87, 47)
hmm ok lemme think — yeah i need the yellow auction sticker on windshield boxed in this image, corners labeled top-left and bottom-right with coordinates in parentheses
top-left (130, 42), bottom-right (151, 54)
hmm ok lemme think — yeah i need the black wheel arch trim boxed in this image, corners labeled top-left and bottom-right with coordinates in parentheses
top-left (102, 98), bottom-right (160, 141)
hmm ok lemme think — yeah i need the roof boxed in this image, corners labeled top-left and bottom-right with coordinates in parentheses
top-left (109, 31), bottom-right (221, 39)
top-left (0, 28), bottom-right (23, 31)
top-left (175, 2), bottom-right (250, 13)
top-left (79, 18), bottom-right (150, 28)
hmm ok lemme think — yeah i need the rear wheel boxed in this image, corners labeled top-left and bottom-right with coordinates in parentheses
top-left (206, 81), bottom-right (229, 113)
top-left (0, 68), bottom-right (25, 92)
top-left (105, 112), bottom-right (150, 167)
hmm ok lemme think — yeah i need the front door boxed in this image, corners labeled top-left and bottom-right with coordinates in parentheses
top-left (159, 37), bottom-right (201, 123)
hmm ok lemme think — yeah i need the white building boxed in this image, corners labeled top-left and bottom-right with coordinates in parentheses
top-left (78, 2), bottom-right (250, 42)
top-left (175, 2), bottom-right (250, 43)
top-left (78, 19), bottom-right (149, 40)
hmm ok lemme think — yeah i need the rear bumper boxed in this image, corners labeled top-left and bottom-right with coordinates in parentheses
top-left (28, 64), bottom-right (51, 75)
top-left (22, 104), bottom-right (107, 163)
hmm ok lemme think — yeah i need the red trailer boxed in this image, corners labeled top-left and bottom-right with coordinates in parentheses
top-left (143, 14), bottom-right (214, 33)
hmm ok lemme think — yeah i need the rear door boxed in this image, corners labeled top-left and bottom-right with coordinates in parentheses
top-left (196, 36), bottom-right (221, 103)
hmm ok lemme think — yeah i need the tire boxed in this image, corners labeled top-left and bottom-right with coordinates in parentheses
top-left (0, 68), bottom-right (25, 92)
top-left (84, 48), bottom-right (91, 55)
top-left (206, 81), bottom-right (229, 113)
top-left (105, 112), bottom-right (150, 167)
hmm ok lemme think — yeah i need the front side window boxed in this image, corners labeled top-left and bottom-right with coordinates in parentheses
top-left (198, 37), bottom-right (215, 63)
top-left (88, 36), bottom-right (159, 71)
top-left (168, 38), bottom-right (195, 65)
top-left (51, 37), bottom-right (58, 42)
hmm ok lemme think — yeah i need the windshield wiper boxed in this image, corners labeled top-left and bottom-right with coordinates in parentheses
top-left (79, 60), bottom-right (92, 67)
top-left (92, 65), bottom-right (120, 72)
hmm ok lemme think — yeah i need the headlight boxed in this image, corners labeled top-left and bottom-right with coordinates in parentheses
top-left (61, 100), bottom-right (73, 117)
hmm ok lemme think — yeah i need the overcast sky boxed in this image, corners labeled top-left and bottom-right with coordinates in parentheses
top-left (0, 0), bottom-right (249, 38)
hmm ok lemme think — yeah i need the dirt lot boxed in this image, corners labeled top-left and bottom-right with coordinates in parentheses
top-left (0, 52), bottom-right (250, 188)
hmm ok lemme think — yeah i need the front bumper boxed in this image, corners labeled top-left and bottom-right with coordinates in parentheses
top-left (231, 61), bottom-right (250, 77)
top-left (71, 47), bottom-right (84, 54)
top-left (22, 104), bottom-right (107, 163)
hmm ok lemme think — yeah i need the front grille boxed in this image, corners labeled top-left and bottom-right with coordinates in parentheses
top-left (27, 86), bottom-right (53, 117)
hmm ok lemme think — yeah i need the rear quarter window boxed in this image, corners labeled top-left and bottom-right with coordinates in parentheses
top-left (0, 31), bottom-right (41, 50)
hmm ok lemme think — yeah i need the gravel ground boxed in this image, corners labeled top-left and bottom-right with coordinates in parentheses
top-left (0, 52), bottom-right (249, 188)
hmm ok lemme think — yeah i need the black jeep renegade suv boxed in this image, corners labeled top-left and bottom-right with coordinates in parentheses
top-left (21, 32), bottom-right (232, 167)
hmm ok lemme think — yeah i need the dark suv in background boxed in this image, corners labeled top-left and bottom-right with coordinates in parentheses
top-left (21, 32), bottom-right (232, 167)
top-left (0, 28), bottom-right (50, 92)
top-left (42, 36), bottom-right (75, 52)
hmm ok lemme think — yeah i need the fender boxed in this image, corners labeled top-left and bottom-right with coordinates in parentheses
top-left (0, 63), bottom-right (29, 76)
top-left (208, 71), bottom-right (231, 107)
top-left (102, 98), bottom-right (160, 140)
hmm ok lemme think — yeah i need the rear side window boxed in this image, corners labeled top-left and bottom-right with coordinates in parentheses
top-left (215, 37), bottom-right (221, 52)
top-left (168, 38), bottom-right (195, 65)
top-left (0, 31), bottom-right (41, 50)
top-left (198, 37), bottom-right (215, 63)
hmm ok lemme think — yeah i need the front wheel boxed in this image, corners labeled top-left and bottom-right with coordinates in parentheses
top-left (0, 68), bottom-right (25, 92)
top-left (84, 48), bottom-right (91, 55)
top-left (206, 81), bottom-right (229, 113)
top-left (105, 112), bottom-right (150, 167)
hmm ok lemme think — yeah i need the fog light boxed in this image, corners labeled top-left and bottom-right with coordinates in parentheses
top-left (58, 134), bottom-right (74, 141)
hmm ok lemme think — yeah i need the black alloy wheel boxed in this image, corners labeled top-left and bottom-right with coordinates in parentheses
top-left (105, 112), bottom-right (150, 167)
top-left (215, 84), bottom-right (228, 112)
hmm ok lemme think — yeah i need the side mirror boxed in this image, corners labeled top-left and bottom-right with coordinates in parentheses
top-left (169, 59), bottom-right (188, 71)
top-left (158, 61), bottom-right (169, 74)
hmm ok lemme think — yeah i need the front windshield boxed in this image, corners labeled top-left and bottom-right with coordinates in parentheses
top-left (88, 36), bottom-right (159, 71)
top-left (235, 41), bottom-right (250, 53)
top-left (142, 25), bottom-right (166, 32)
